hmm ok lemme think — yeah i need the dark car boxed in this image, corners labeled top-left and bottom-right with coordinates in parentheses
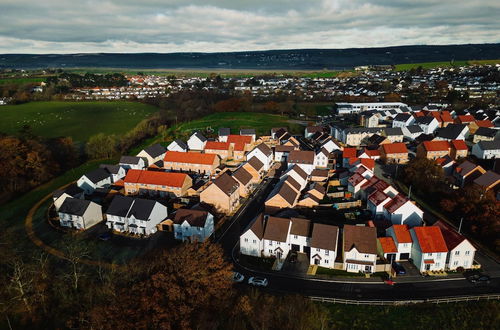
top-left (98, 232), bottom-right (112, 241)
top-left (392, 262), bottom-right (406, 275)
top-left (467, 274), bottom-right (490, 284)
top-left (289, 252), bottom-right (298, 263)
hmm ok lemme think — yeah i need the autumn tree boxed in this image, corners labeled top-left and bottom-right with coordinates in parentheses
top-left (400, 157), bottom-right (445, 196)
top-left (85, 133), bottom-right (117, 159)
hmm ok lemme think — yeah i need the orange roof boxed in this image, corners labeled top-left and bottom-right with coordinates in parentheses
top-left (113, 179), bottom-right (125, 187)
top-left (348, 157), bottom-right (360, 165)
top-left (440, 111), bottom-right (453, 122)
top-left (204, 141), bottom-right (231, 151)
top-left (164, 151), bottom-right (217, 165)
top-left (382, 143), bottom-right (408, 154)
top-left (450, 140), bottom-right (467, 151)
top-left (360, 158), bottom-right (375, 170)
top-left (475, 120), bottom-right (493, 128)
top-left (365, 149), bottom-right (381, 157)
top-left (379, 237), bottom-right (398, 253)
top-left (343, 147), bottom-right (357, 158)
top-left (457, 115), bottom-right (475, 124)
top-left (392, 224), bottom-right (412, 243)
top-left (414, 111), bottom-right (425, 117)
top-left (124, 169), bottom-right (188, 187)
top-left (227, 135), bottom-right (252, 151)
top-left (422, 140), bottom-right (450, 152)
top-left (412, 226), bottom-right (448, 253)
top-left (428, 112), bottom-right (442, 122)
top-left (424, 259), bottom-right (435, 264)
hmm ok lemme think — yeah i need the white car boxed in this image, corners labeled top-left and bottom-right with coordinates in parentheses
top-left (233, 272), bottom-right (245, 283)
top-left (248, 277), bottom-right (268, 287)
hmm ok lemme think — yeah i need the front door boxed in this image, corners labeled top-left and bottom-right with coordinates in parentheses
top-left (314, 258), bottom-right (320, 265)
top-left (291, 244), bottom-right (300, 252)
top-left (365, 265), bottom-right (371, 273)
top-left (277, 251), bottom-right (282, 259)
top-left (425, 264), bottom-right (431, 271)
top-left (400, 253), bottom-right (410, 260)
top-left (303, 246), bottom-right (311, 257)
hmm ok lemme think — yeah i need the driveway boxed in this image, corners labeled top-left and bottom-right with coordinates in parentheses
top-left (281, 252), bottom-right (310, 275)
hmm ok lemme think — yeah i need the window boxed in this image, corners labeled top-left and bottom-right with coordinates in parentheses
top-left (455, 251), bottom-right (460, 256)
top-left (316, 248), bottom-right (320, 252)
top-left (244, 238), bottom-right (248, 242)
top-left (364, 254), bottom-right (369, 258)
top-left (294, 235), bottom-right (298, 239)
top-left (277, 242), bottom-right (280, 246)
top-left (253, 240), bottom-right (256, 244)
top-left (465, 251), bottom-right (470, 256)
top-left (269, 241), bottom-right (273, 246)
top-left (325, 250), bottom-right (329, 256)
top-left (454, 261), bottom-right (459, 266)
top-left (325, 260), bottom-right (329, 264)
top-left (269, 249), bottom-right (273, 254)
top-left (437, 254), bottom-right (441, 259)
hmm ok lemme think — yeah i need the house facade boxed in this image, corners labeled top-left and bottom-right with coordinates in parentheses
top-left (200, 172), bottom-right (240, 213)
top-left (173, 208), bottom-right (214, 242)
top-left (163, 151), bottom-right (220, 174)
top-left (410, 226), bottom-right (448, 272)
top-left (123, 169), bottom-right (192, 197)
top-left (58, 198), bottom-right (102, 230)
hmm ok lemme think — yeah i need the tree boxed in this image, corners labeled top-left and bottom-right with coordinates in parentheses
top-left (85, 133), bottom-right (117, 159)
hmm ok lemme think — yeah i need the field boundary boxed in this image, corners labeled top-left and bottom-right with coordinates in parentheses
top-left (311, 294), bottom-right (500, 305)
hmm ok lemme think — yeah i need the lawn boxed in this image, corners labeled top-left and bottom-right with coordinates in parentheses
top-left (395, 60), bottom-right (468, 71)
top-left (296, 102), bottom-right (333, 116)
top-left (0, 77), bottom-right (47, 85)
top-left (316, 267), bottom-right (386, 278)
top-left (0, 101), bottom-right (158, 142)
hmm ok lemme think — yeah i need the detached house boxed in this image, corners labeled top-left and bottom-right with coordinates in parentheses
top-left (173, 208), bottom-right (214, 242)
top-left (435, 221), bottom-right (476, 270)
top-left (453, 160), bottom-right (486, 188)
top-left (472, 140), bottom-right (500, 159)
top-left (314, 148), bottom-right (330, 169)
top-left (321, 137), bottom-right (342, 153)
top-left (119, 156), bottom-right (147, 170)
top-left (379, 143), bottom-right (409, 164)
top-left (187, 132), bottom-right (207, 151)
top-left (167, 139), bottom-right (188, 152)
top-left (58, 198), bottom-right (102, 230)
top-left (246, 143), bottom-right (273, 171)
top-left (136, 144), bottom-right (167, 167)
top-left (232, 166), bottom-right (254, 197)
top-left (77, 168), bottom-right (112, 194)
top-left (310, 223), bottom-right (339, 268)
top-left (415, 116), bottom-right (439, 134)
top-left (99, 164), bottom-right (126, 183)
top-left (410, 226), bottom-right (448, 272)
top-left (288, 150), bottom-right (315, 174)
top-left (218, 128), bottom-right (231, 142)
top-left (383, 194), bottom-right (423, 227)
top-left (392, 113), bottom-right (415, 128)
top-left (343, 225), bottom-right (378, 274)
top-left (402, 125), bottom-right (424, 140)
top-left (243, 157), bottom-right (265, 183)
top-left (200, 172), bottom-right (240, 213)
top-left (53, 184), bottom-right (84, 211)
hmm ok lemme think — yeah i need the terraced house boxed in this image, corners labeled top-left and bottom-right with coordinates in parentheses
top-left (123, 169), bottom-right (193, 197)
top-left (163, 151), bottom-right (220, 174)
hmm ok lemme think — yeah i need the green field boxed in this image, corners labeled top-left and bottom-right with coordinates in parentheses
top-left (0, 77), bottom-right (47, 85)
top-left (395, 60), bottom-right (468, 71)
top-left (296, 102), bottom-right (332, 116)
top-left (0, 101), bottom-right (158, 142)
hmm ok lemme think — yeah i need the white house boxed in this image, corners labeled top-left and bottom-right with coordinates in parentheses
top-left (321, 137), bottom-right (342, 153)
top-left (287, 150), bottom-right (315, 174)
top-left (343, 225), bottom-right (377, 273)
top-left (274, 145), bottom-right (294, 162)
top-left (105, 195), bottom-right (168, 236)
top-left (52, 184), bottom-right (84, 211)
top-left (383, 194), bottom-right (424, 227)
top-left (246, 143), bottom-right (273, 171)
top-left (392, 113), bottom-right (415, 128)
top-left (262, 216), bottom-right (292, 260)
top-left (347, 173), bottom-right (368, 198)
top-left (283, 165), bottom-right (309, 189)
top-left (310, 223), bottom-right (339, 268)
top-left (289, 217), bottom-right (312, 254)
top-left (367, 190), bottom-right (392, 217)
top-left (386, 224), bottom-right (413, 261)
top-left (415, 116), bottom-right (439, 135)
top-left (119, 156), bottom-right (147, 170)
top-left (435, 221), bottom-right (476, 270)
top-left (240, 214), bottom-right (266, 257)
top-left (314, 148), bottom-right (330, 169)
top-left (410, 226), bottom-right (449, 272)
top-left (58, 198), bottom-right (102, 230)
top-left (401, 125), bottom-right (424, 140)
top-left (187, 132), bottom-right (207, 151)
top-left (167, 139), bottom-right (188, 152)
top-left (173, 208), bottom-right (214, 242)
top-left (77, 168), bottom-right (112, 195)
top-left (136, 144), bottom-right (167, 166)
top-left (218, 128), bottom-right (231, 142)
top-left (471, 140), bottom-right (500, 159)
top-left (99, 164), bottom-right (126, 183)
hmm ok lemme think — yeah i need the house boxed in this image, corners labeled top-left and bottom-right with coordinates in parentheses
top-left (453, 160), bottom-right (486, 188)
top-left (417, 140), bottom-right (450, 160)
top-left (77, 168), bottom-right (112, 194)
top-left (265, 179), bottom-right (300, 209)
top-left (58, 198), bottom-right (102, 230)
top-left (240, 214), bottom-right (266, 257)
top-left (469, 120), bottom-right (494, 135)
top-left (321, 137), bottom-right (342, 153)
top-left (218, 128), bottom-right (231, 142)
top-left (173, 208), bottom-right (214, 242)
top-left (386, 224), bottom-right (413, 261)
top-left (232, 166), bottom-right (254, 197)
top-left (314, 148), bottom-right (330, 169)
top-left (473, 127), bottom-right (498, 143)
top-left (363, 113), bottom-right (380, 128)
top-left (410, 226), bottom-right (448, 272)
top-left (287, 150), bottom-right (315, 174)
top-left (240, 128), bottom-right (256, 142)
top-left (167, 139), bottom-right (188, 152)
top-left (367, 190), bottom-right (392, 217)
top-left (271, 127), bottom-right (288, 140)
top-left (379, 143), bottom-right (408, 164)
top-left (310, 223), bottom-right (339, 267)
top-left (342, 147), bottom-right (358, 167)
top-left (392, 113), bottom-right (415, 128)
top-left (246, 143), bottom-right (273, 171)
top-left (187, 132), bottom-right (207, 151)
top-left (435, 155), bottom-right (456, 176)
top-left (200, 172), bottom-right (240, 213)
top-left (289, 217), bottom-right (312, 255)
top-left (204, 141), bottom-right (233, 160)
top-left (274, 145), bottom-right (295, 162)
top-left (343, 225), bottom-right (378, 273)
top-left (243, 157), bottom-right (265, 183)
top-left (298, 183), bottom-right (326, 207)
top-left (305, 126), bottom-right (325, 138)
top-left (383, 128), bottom-right (404, 143)
top-left (285, 165), bottom-right (309, 188)
top-left (310, 169), bottom-right (329, 182)
top-left (450, 140), bottom-right (468, 159)
top-left (136, 144), bottom-right (167, 166)
top-left (119, 156), bottom-right (147, 170)
top-left (383, 194), bottom-right (423, 227)
top-left (358, 148), bottom-right (381, 160)
top-left (415, 116), bottom-right (439, 134)
top-left (401, 125), bottom-right (424, 140)
top-left (472, 140), bottom-right (500, 159)
top-left (377, 237), bottom-right (398, 263)
top-left (365, 134), bottom-right (390, 147)
top-left (342, 127), bottom-right (384, 146)
top-left (455, 114), bottom-right (476, 125)
top-left (99, 164), bottom-right (126, 183)
top-left (123, 169), bottom-right (192, 197)
top-left (434, 124), bottom-right (469, 141)
top-left (227, 135), bottom-right (253, 160)
top-left (163, 151), bottom-right (220, 174)
top-left (262, 216), bottom-right (292, 260)
top-left (473, 171), bottom-right (500, 192)
top-left (52, 184), bottom-right (84, 211)
top-left (105, 195), bottom-right (167, 235)
top-left (435, 221), bottom-right (476, 270)
top-left (348, 172), bottom-right (369, 198)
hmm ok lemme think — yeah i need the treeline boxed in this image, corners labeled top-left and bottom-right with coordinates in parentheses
top-left (46, 72), bottom-right (129, 89)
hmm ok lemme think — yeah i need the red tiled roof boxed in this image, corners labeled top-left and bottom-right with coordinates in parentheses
top-left (424, 259), bottom-right (435, 264)
top-left (379, 237), bottom-right (398, 253)
top-left (124, 169), bottom-right (188, 187)
top-left (382, 143), bottom-right (408, 154)
top-left (364, 149), bottom-right (381, 157)
top-left (360, 158), bottom-right (375, 170)
top-left (450, 140), bottom-right (467, 151)
top-left (440, 111), bottom-right (453, 122)
top-left (114, 179), bottom-right (124, 187)
top-left (422, 140), bottom-right (450, 152)
top-left (413, 226), bottom-right (448, 253)
top-left (227, 135), bottom-right (252, 152)
top-left (457, 115), bottom-right (475, 124)
top-left (343, 147), bottom-right (357, 158)
top-left (392, 224), bottom-right (412, 243)
top-left (414, 111), bottom-right (425, 117)
top-left (348, 173), bottom-right (366, 186)
top-left (164, 151), bottom-right (217, 165)
top-left (349, 157), bottom-right (360, 165)
top-left (475, 120), bottom-right (494, 128)
top-left (384, 194), bottom-right (409, 213)
top-left (434, 221), bottom-right (467, 251)
top-left (368, 190), bottom-right (390, 206)
top-left (204, 141), bottom-right (231, 151)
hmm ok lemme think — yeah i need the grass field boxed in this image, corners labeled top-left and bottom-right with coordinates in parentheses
top-left (0, 77), bottom-right (47, 85)
top-left (395, 61), bottom-right (468, 71)
top-left (467, 59), bottom-right (500, 65)
top-left (0, 101), bottom-right (158, 142)
top-left (296, 102), bottom-right (332, 116)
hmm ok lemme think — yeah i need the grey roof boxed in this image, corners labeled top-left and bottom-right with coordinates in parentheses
top-left (119, 156), bottom-right (143, 165)
top-left (141, 144), bottom-right (166, 158)
top-left (218, 127), bottom-right (231, 136)
top-left (53, 184), bottom-right (84, 199)
top-left (99, 164), bottom-right (122, 175)
top-left (473, 171), bottom-right (500, 188)
top-left (345, 127), bottom-right (383, 134)
top-left (106, 195), bottom-right (135, 217)
top-left (84, 168), bottom-right (111, 184)
top-left (173, 139), bottom-right (188, 149)
top-left (127, 198), bottom-right (157, 221)
top-left (435, 124), bottom-right (468, 140)
top-left (240, 128), bottom-right (256, 136)
top-left (58, 198), bottom-right (91, 216)
top-left (193, 132), bottom-right (207, 142)
top-left (384, 127), bottom-right (403, 136)
top-left (415, 116), bottom-right (435, 125)
top-left (407, 125), bottom-right (423, 134)
top-left (393, 113), bottom-right (412, 122)
top-left (477, 140), bottom-right (500, 150)
top-left (475, 127), bottom-right (497, 138)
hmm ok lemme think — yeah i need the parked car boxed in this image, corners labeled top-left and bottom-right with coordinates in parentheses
top-left (248, 277), bottom-right (268, 287)
top-left (467, 274), bottom-right (490, 284)
top-left (289, 252), bottom-right (298, 263)
top-left (98, 232), bottom-right (111, 241)
top-left (392, 262), bottom-right (406, 275)
top-left (384, 279), bottom-right (396, 286)
top-left (232, 272), bottom-right (245, 283)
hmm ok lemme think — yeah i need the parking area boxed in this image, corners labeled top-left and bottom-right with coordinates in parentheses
top-left (281, 252), bottom-right (310, 275)
top-left (397, 260), bottom-right (421, 276)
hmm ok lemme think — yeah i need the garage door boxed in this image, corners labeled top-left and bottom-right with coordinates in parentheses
top-left (400, 253), bottom-right (410, 260)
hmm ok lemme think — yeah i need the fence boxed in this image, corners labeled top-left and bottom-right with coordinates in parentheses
top-left (310, 294), bottom-right (500, 305)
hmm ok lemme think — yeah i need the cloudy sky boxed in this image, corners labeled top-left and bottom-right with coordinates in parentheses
top-left (0, 0), bottom-right (499, 53)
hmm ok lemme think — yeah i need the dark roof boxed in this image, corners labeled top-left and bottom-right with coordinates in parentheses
top-left (142, 144), bottom-right (166, 158)
top-left (290, 218), bottom-right (311, 237)
top-left (407, 125), bottom-right (423, 134)
top-left (119, 155), bottom-right (143, 165)
top-left (288, 150), bottom-right (315, 164)
top-left (173, 208), bottom-right (209, 227)
top-left (434, 221), bottom-right (468, 251)
top-left (193, 132), bottom-right (207, 142)
top-left (289, 165), bottom-right (308, 181)
top-left (214, 172), bottom-right (240, 196)
top-left (311, 223), bottom-right (339, 251)
top-left (84, 168), bottom-right (111, 184)
top-left (173, 139), bottom-right (188, 149)
top-left (311, 169), bottom-right (329, 178)
top-left (435, 124), bottom-right (468, 140)
top-left (127, 198), bottom-right (157, 221)
top-left (309, 182), bottom-right (326, 195)
top-left (284, 176), bottom-right (301, 191)
top-left (232, 167), bottom-right (253, 186)
top-left (240, 128), bottom-right (256, 135)
top-left (475, 127), bottom-right (497, 138)
top-left (384, 127), bottom-right (403, 136)
top-left (53, 183), bottom-right (83, 199)
top-left (99, 164), bottom-right (122, 175)
top-left (477, 140), bottom-right (500, 150)
top-left (106, 195), bottom-right (135, 217)
top-left (367, 134), bottom-right (387, 145)
top-left (255, 143), bottom-right (273, 157)
top-left (218, 127), bottom-right (230, 136)
top-left (247, 213), bottom-right (266, 239)
top-left (343, 225), bottom-right (377, 254)
top-left (415, 116), bottom-right (436, 125)
top-left (394, 113), bottom-right (412, 122)
top-left (58, 198), bottom-right (92, 216)
top-left (263, 216), bottom-right (290, 242)
top-left (275, 145), bottom-right (294, 152)
top-left (247, 157), bottom-right (264, 171)
top-left (473, 171), bottom-right (500, 188)
top-left (278, 181), bottom-right (299, 205)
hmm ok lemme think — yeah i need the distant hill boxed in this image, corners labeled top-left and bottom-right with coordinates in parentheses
top-left (1, 43), bottom-right (499, 70)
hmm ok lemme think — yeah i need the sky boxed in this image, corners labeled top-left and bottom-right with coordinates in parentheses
top-left (0, 0), bottom-right (499, 54)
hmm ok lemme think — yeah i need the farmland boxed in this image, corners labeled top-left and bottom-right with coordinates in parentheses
top-left (0, 101), bottom-right (158, 142)
top-left (0, 77), bottom-right (47, 85)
